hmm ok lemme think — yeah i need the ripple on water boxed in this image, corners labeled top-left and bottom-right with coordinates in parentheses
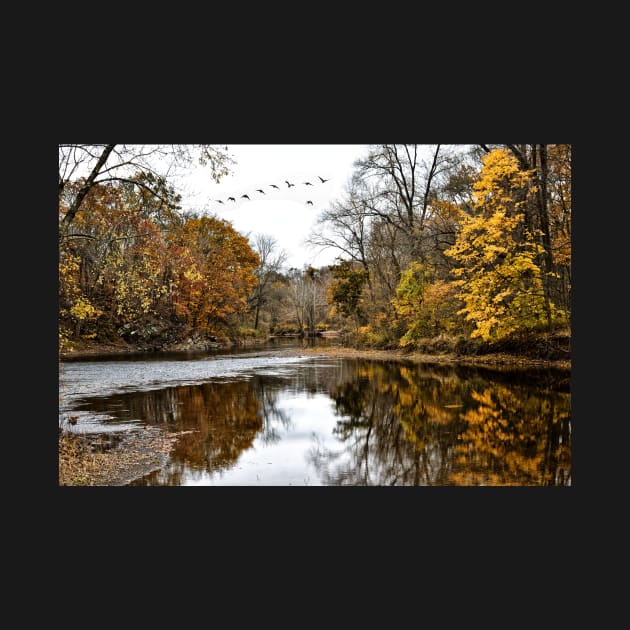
top-left (59, 354), bottom-right (312, 432)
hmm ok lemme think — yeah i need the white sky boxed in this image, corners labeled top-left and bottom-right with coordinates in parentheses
top-left (178, 144), bottom-right (369, 269)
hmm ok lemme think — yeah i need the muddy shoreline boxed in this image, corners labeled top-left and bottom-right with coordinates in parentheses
top-left (295, 345), bottom-right (570, 371)
top-left (58, 426), bottom-right (198, 487)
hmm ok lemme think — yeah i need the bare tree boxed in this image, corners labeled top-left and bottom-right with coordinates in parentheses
top-left (286, 268), bottom-right (306, 334)
top-left (354, 144), bottom-right (459, 261)
top-left (250, 234), bottom-right (288, 330)
top-left (306, 179), bottom-right (373, 292)
top-left (286, 266), bottom-right (329, 337)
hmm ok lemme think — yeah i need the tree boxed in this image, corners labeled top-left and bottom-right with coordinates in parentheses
top-left (307, 180), bottom-right (372, 289)
top-left (354, 144), bottom-right (457, 261)
top-left (167, 217), bottom-right (259, 334)
top-left (310, 144), bottom-right (465, 332)
top-left (59, 144), bottom-right (233, 237)
top-left (249, 234), bottom-right (287, 330)
top-left (545, 144), bottom-right (572, 322)
top-left (286, 266), bottom-right (329, 337)
top-left (59, 181), bottom-right (173, 340)
top-left (445, 148), bottom-right (561, 341)
top-left (478, 143), bottom-right (572, 327)
top-left (327, 259), bottom-right (369, 331)
top-left (392, 261), bottom-right (461, 347)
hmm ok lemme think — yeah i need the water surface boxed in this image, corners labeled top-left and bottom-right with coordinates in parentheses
top-left (59, 343), bottom-right (571, 486)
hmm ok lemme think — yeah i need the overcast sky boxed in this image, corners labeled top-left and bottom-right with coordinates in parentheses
top-left (179, 144), bottom-right (370, 269)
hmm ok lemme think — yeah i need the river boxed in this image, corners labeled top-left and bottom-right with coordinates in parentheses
top-left (59, 339), bottom-right (571, 486)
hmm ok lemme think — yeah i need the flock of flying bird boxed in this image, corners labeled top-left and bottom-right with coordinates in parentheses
top-left (214, 175), bottom-right (331, 206)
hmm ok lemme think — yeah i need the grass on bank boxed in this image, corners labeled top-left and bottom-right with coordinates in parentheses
top-left (58, 431), bottom-right (103, 486)
top-left (342, 327), bottom-right (571, 361)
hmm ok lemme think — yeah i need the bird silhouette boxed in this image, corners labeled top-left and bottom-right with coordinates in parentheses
top-left (270, 184), bottom-right (279, 189)
top-left (241, 194), bottom-right (250, 200)
top-left (317, 176), bottom-right (330, 183)
top-left (303, 181), bottom-right (313, 186)
top-left (306, 200), bottom-right (313, 205)
top-left (256, 189), bottom-right (265, 194)
top-left (215, 200), bottom-right (224, 204)
top-left (228, 197), bottom-right (236, 202)
top-left (285, 180), bottom-right (295, 188)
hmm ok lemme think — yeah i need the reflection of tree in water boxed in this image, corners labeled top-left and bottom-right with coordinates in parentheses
top-left (129, 375), bottom-right (307, 485)
top-left (450, 386), bottom-right (571, 485)
top-left (252, 366), bottom-right (343, 446)
top-left (306, 360), bottom-right (467, 485)
top-left (252, 377), bottom-right (292, 445)
top-left (307, 359), bottom-right (571, 486)
top-left (252, 362), bottom-right (345, 446)
top-left (116, 381), bottom-right (262, 485)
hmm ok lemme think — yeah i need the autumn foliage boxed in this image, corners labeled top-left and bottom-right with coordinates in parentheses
top-left (59, 179), bottom-right (259, 348)
top-left (167, 217), bottom-right (259, 332)
top-left (445, 149), bottom-right (561, 340)
top-left (314, 144), bottom-right (571, 350)
top-left (59, 144), bottom-right (571, 355)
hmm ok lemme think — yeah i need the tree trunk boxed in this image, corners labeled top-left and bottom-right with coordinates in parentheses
top-left (536, 144), bottom-right (554, 333)
top-left (254, 302), bottom-right (261, 330)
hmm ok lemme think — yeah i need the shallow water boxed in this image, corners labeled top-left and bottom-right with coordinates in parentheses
top-left (59, 342), bottom-right (571, 486)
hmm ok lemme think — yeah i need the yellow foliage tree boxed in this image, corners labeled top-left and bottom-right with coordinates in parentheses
top-left (445, 148), bottom-right (554, 341)
top-left (392, 262), bottom-right (460, 346)
top-left (59, 249), bottom-right (103, 338)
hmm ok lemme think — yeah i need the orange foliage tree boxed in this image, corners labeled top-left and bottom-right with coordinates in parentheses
top-left (167, 217), bottom-right (260, 335)
top-left (59, 179), bottom-right (260, 346)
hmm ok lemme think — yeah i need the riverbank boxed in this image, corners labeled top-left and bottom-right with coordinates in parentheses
top-left (295, 345), bottom-right (570, 371)
top-left (60, 339), bottom-right (570, 370)
top-left (58, 426), bottom-right (195, 486)
top-left (58, 336), bottom-right (266, 361)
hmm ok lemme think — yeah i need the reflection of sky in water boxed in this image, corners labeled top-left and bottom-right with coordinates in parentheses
top-left (186, 395), bottom-right (348, 486)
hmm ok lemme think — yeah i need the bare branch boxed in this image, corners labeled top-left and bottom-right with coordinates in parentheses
top-left (60, 144), bottom-right (116, 232)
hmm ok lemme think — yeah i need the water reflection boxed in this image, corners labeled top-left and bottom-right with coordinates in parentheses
top-left (311, 361), bottom-right (571, 486)
top-left (70, 358), bottom-right (570, 486)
